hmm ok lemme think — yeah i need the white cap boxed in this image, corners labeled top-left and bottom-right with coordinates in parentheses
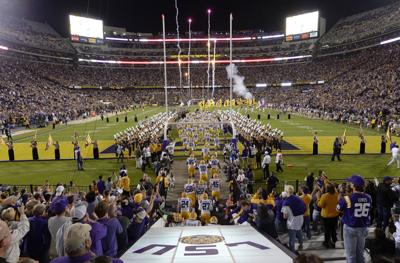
top-left (55, 185), bottom-right (65, 196)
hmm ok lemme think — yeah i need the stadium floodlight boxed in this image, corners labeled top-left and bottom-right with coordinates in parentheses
top-left (105, 37), bottom-right (129, 41)
top-left (0, 45), bottom-right (8, 50)
top-left (256, 83), bottom-right (267, 87)
top-left (137, 37), bottom-right (252, 42)
top-left (380, 36), bottom-right (400, 45)
top-left (261, 34), bottom-right (285, 39)
top-left (281, 82), bottom-right (292, 87)
top-left (208, 9), bottom-right (212, 14)
top-left (77, 54), bottom-right (311, 65)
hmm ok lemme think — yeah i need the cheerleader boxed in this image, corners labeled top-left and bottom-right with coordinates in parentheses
top-left (93, 140), bottom-right (99, 159)
top-left (313, 132), bottom-right (319, 155)
top-left (360, 134), bottom-right (366, 154)
top-left (54, 141), bottom-right (60, 160)
top-left (31, 139), bottom-right (39, 160)
top-left (7, 141), bottom-right (14, 161)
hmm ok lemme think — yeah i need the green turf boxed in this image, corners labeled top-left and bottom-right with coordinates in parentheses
top-left (0, 105), bottom-right (396, 189)
top-left (12, 106), bottom-right (168, 143)
top-left (234, 108), bottom-right (381, 137)
top-left (0, 159), bottom-right (155, 187)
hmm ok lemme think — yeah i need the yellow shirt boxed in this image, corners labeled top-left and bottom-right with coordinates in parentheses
top-left (120, 177), bottom-right (130, 192)
top-left (250, 193), bottom-right (275, 207)
top-left (317, 192), bottom-right (339, 218)
top-left (300, 194), bottom-right (311, 216)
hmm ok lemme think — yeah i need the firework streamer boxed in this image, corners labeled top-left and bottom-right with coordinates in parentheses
top-left (187, 18), bottom-right (192, 100)
top-left (206, 9), bottom-right (211, 98)
top-left (175, 0), bottom-right (183, 91)
top-left (212, 39), bottom-right (216, 99)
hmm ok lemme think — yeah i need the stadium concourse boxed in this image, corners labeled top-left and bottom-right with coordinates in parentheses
top-left (2, 0), bottom-right (400, 262)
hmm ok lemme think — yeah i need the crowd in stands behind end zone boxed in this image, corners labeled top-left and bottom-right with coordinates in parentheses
top-left (2, 40), bottom-right (400, 133)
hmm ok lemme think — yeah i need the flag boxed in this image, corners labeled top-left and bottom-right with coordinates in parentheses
top-left (45, 134), bottom-right (53, 151)
top-left (0, 137), bottom-right (4, 146)
top-left (359, 124), bottom-right (364, 137)
top-left (33, 130), bottom-right (37, 140)
top-left (386, 127), bottom-right (392, 142)
top-left (341, 129), bottom-right (347, 145)
top-left (85, 133), bottom-right (92, 147)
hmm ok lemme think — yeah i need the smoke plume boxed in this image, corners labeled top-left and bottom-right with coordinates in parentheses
top-left (226, 63), bottom-right (253, 99)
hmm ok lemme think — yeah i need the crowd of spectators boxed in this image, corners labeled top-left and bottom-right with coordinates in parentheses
top-left (0, 15), bottom-right (74, 53)
top-left (319, 1), bottom-right (400, 47)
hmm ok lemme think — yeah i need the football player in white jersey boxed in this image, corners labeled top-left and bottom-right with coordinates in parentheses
top-left (186, 154), bottom-right (197, 178)
top-left (198, 193), bottom-right (213, 224)
top-left (178, 192), bottom-right (191, 219)
top-left (209, 154), bottom-right (220, 175)
top-left (184, 179), bottom-right (196, 205)
top-left (209, 173), bottom-right (221, 203)
top-left (198, 160), bottom-right (208, 183)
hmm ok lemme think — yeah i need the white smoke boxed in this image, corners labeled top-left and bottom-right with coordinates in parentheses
top-left (226, 63), bottom-right (253, 99)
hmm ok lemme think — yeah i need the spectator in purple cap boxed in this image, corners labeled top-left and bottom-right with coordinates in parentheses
top-left (50, 223), bottom-right (122, 263)
top-left (337, 174), bottom-right (372, 263)
top-left (48, 197), bottom-right (70, 258)
top-left (56, 202), bottom-right (106, 257)
top-left (376, 176), bottom-right (396, 231)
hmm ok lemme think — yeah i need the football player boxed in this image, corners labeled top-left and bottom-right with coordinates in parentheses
top-left (186, 154), bottom-right (197, 178)
top-left (199, 193), bottom-right (213, 224)
top-left (178, 192), bottom-right (191, 219)
top-left (198, 160), bottom-right (208, 183)
top-left (184, 179), bottom-right (196, 205)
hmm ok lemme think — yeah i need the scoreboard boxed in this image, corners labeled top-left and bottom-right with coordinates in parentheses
top-left (285, 11), bottom-right (320, 42)
top-left (69, 15), bottom-right (104, 44)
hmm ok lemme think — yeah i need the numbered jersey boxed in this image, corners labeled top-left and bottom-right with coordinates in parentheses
top-left (199, 199), bottom-right (213, 213)
top-left (337, 192), bottom-right (372, 228)
top-left (179, 197), bottom-right (191, 212)
top-left (198, 164), bottom-right (208, 174)
top-left (202, 148), bottom-right (209, 155)
top-left (187, 157), bottom-right (196, 166)
top-left (210, 159), bottom-right (219, 167)
top-left (184, 183), bottom-right (195, 194)
top-left (209, 178), bottom-right (221, 192)
top-left (196, 184), bottom-right (207, 196)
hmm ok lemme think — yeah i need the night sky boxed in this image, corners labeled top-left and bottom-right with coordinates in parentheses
top-left (0, 0), bottom-right (396, 36)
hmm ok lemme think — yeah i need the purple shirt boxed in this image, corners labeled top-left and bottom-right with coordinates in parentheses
top-left (50, 252), bottom-right (122, 263)
top-left (282, 195), bottom-right (306, 217)
top-left (97, 180), bottom-right (105, 195)
top-left (98, 218), bottom-right (123, 257)
top-left (337, 192), bottom-right (372, 228)
top-left (88, 221), bottom-right (107, 256)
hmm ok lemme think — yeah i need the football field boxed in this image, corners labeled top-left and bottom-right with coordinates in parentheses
top-left (0, 105), bottom-right (399, 187)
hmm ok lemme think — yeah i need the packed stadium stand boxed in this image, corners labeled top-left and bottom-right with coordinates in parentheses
top-left (0, 7), bottom-right (396, 143)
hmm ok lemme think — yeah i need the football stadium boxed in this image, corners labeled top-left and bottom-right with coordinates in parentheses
top-left (0, 0), bottom-right (400, 262)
